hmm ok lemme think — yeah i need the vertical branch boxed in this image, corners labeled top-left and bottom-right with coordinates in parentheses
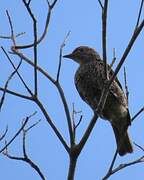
top-left (33, 19), bottom-right (38, 96)
top-left (102, 0), bottom-right (109, 79)
top-left (124, 67), bottom-right (129, 104)
top-left (22, 0), bottom-right (38, 96)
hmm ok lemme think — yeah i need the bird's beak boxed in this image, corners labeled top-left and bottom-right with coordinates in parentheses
top-left (63, 53), bottom-right (73, 59)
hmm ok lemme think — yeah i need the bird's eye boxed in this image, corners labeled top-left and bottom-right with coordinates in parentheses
top-left (79, 49), bottom-right (84, 52)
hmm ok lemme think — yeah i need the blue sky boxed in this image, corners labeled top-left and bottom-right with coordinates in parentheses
top-left (0, 0), bottom-right (144, 179)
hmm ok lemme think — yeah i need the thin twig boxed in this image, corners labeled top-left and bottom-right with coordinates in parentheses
top-left (134, 142), bottom-right (144, 152)
top-left (124, 67), bottom-right (129, 104)
top-left (75, 115), bottom-right (83, 130)
top-left (0, 59), bottom-right (22, 111)
top-left (131, 106), bottom-right (144, 122)
top-left (136, 0), bottom-right (144, 28)
top-left (0, 87), bottom-right (33, 100)
top-left (6, 10), bottom-right (16, 46)
top-left (56, 31), bottom-right (71, 82)
top-left (103, 155), bottom-right (144, 179)
top-left (13, 0), bottom-right (58, 50)
top-left (109, 48), bottom-right (116, 70)
top-left (3, 116), bottom-right (45, 180)
top-left (0, 126), bottom-right (8, 141)
top-left (1, 47), bottom-right (33, 96)
top-left (0, 32), bottom-right (25, 40)
top-left (0, 112), bottom-right (37, 153)
top-left (71, 103), bottom-right (82, 141)
top-left (102, 150), bottom-right (118, 180)
top-left (98, 0), bottom-right (104, 9)
top-left (26, 119), bottom-right (41, 132)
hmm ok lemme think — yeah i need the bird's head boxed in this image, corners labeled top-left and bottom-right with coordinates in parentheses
top-left (63, 46), bottom-right (101, 65)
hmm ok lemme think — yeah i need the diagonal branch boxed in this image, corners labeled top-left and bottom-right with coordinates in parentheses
top-left (0, 112), bottom-right (36, 153)
top-left (108, 19), bottom-right (144, 88)
top-left (98, 0), bottom-right (104, 9)
top-left (0, 87), bottom-right (33, 100)
top-left (34, 97), bottom-right (70, 153)
top-left (1, 47), bottom-right (33, 96)
top-left (3, 117), bottom-right (45, 180)
top-left (0, 59), bottom-right (22, 111)
top-left (0, 126), bottom-right (8, 141)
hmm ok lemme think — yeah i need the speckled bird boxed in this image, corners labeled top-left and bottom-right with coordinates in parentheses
top-left (64, 46), bottom-right (133, 156)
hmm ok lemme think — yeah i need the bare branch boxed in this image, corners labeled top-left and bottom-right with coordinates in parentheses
top-left (124, 67), bottom-right (129, 104)
top-left (57, 31), bottom-right (71, 82)
top-left (134, 142), bottom-right (144, 152)
top-left (131, 106), bottom-right (144, 122)
top-left (77, 113), bottom-right (98, 155)
top-left (136, 0), bottom-right (144, 28)
top-left (0, 87), bottom-right (33, 100)
top-left (75, 115), bottom-right (83, 130)
top-left (10, 49), bottom-right (71, 152)
top-left (0, 59), bottom-right (22, 111)
top-left (6, 10), bottom-right (16, 46)
top-left (108, 19), bottom-right (144, 89)
top-left (0, 126), bottom-right (8, 141)
top-left (98, 0), bottom-right (104, 9)
top-left (109, 48), bottom-right (116, 70)
top-left (102, 0), bottom-right (109, 80)
top-left (13, 0), bottom-right (58, 50)
top-left (25, 119), bottom-right (41, 132)
top-left (0, 112), bottom-right (36, 153)
top-left (1, 47), bottom-right (33, 96)
top-left (0, 32), bottom-right (25, 40)
top-left (103, 142), bottom-right (144, 179)
top-left (22, 0), bottom-right (38, 96)
top-left (11, 50), bottom-right (55, 83)
top-left (34, 97), bottom-right (70, 153)
top-left (3, 117), bottom-right (45, 180)
top-left (103, 155), bottom-right (144, 179)
top-left (71, 103), bottom-right (82, 141)
top-left (102, 150), bottom-right (118, 180)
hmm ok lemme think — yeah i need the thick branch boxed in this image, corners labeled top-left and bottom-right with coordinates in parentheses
top-left (77, 113), bottom-right (98, 154)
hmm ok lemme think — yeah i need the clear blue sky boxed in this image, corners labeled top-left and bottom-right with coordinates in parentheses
top-left (0, 0), bottom-right (144, 179)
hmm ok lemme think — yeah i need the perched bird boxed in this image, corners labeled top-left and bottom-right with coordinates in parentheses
top-left (63, 46), bottom-right (133, 156)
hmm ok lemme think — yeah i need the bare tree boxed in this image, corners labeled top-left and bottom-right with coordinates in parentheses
top-left (0, 0), bottom-right (144, 179)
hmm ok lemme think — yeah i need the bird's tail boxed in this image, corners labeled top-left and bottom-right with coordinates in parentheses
top-left (112, 125), bottom-right (133, 156)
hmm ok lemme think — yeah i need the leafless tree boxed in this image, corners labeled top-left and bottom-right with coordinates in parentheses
top-left (0, 0), bottom-right (144, 179)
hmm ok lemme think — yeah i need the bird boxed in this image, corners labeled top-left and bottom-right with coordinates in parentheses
top-left (63, 46), bottom-right (133, 156)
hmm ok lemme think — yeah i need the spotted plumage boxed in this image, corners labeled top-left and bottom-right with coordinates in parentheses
top-left (64, 46), bottom-right (133, 156)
